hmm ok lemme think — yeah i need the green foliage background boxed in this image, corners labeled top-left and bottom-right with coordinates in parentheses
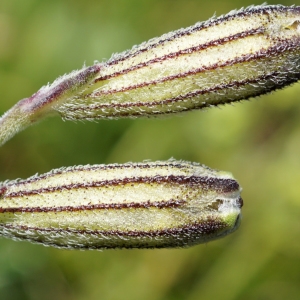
top-left (0, 0), bottom-right (300, 299)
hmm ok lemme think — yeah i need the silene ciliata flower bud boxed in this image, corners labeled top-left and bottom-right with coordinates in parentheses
top-left (0, 160), bottom-right (242, 249)
top-left (0, 5), bottom-right (299, 145)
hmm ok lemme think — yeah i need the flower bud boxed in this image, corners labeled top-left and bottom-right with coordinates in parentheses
top-left (0, 5), bottom-right (299, 145)
top-left (60, 5), bottom-right (300, 119)
top-left (0, 160), bottom-right (242, 249)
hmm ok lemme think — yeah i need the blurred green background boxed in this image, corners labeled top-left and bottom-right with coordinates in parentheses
top-left (0, 0), bottom-right (300, 299)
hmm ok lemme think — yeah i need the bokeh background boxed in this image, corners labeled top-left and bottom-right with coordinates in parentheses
top-left (0, 0), bottom-right (300, 299)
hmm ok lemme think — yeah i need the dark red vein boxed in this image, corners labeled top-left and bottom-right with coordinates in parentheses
top-left (104, 5), bottom-right (293, 69)
top-left (3, 175), bottom-right (239, 198)
top-left (97, 27), bottom-right (264, 82)
top-left (0, 199), bottom-right (185, 213)
top-left (0, 218), bottom-right (227, 240)
top-left (6, 162), bottom-right (187, 188)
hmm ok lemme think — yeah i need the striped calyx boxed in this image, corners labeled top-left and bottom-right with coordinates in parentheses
top-left (0, 5), bottom-right (299, 146)
top-left (59, 5), bottom-right (300, 119)
top-left (0, 160), bottom-right (242, 249)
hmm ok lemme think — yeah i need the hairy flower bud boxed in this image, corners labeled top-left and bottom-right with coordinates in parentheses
top-left (0, 160), bottom-right (242, 249)
top-left (67, 5), bottom-right (300, 120)
top-left (0, 5), bottom-right (299, 145)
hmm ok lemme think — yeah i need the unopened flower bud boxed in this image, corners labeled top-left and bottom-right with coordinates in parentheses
top-left (0, 5), bottom-right (299, 145)
top-left (0, 160), bottom-right (242, 249)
